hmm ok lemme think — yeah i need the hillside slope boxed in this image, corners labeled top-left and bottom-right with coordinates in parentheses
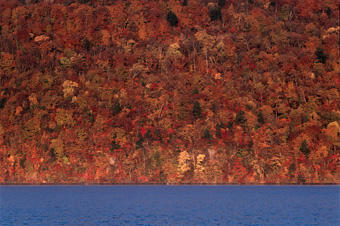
top-left (0, 0), bottom-right (339, 184)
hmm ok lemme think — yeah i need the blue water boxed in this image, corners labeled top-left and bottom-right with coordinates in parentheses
top-left (0, 185), bottom-right (339, 225)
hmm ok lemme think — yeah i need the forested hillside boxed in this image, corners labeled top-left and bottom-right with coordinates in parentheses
top-left (0, 0), bottom-right (339, 184)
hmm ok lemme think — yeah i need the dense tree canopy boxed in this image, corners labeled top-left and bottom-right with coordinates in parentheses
top-left (0, 0), bottom-right (339, 184)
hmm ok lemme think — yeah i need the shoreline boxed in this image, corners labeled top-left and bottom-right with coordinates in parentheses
top-left (1, 182), bottom-right (339, 186)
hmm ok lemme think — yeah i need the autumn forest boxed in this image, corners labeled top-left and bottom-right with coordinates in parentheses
top-left (0, 0), bottom-right (339, 184)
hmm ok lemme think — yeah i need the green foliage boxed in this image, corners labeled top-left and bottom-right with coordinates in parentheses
top-left (215, 123), bottom-right (221, 138)
top-left (280, 4), bottom-right (290, 21)
top-left (0, 98), bottom-right (6, 109)
top-left (136, 131), bottom-right (143, 149)
top-left (60, 57), bottom-right (70, 67)
top-left (203, 128), bottom-right (211, 140)
top-left (49, 148), bottom-right (56, 162)
top-left (248, 139), bottom-right (253, 148)
top-left (245, 104), bottom-right (253, 110)
top-left (1, 0), bottom-right (339, 184)
top-left (326, 7), bottom-right (332, 17)
top-left (193, 86), bottom-right (199, 94)
top-left (39, 74), bottom-right (54, 90)
top-left (83, 37), bottom-right (91, 52)
top-left (218, 0), bottom-right (226, 7)
top-left (257, 111), bottom-right (264, 125)
top-left (152, 150), bottom-right (162, 167)
top-left (210, 8), bottom-right (222, 21)
top-left (19, 155), bottom-right (26, 168)
top-left (112, 100), bottom-right (122, 115)
top-left (297, 174), bottom-right (306, 184)
top-left (192, 100), bottom-right (202, 118)
top-left (315, 48), bottom-right (328, 64)
top-left (80, 0), bottom-right (91, 4)
top-left (227, 121), bottom-right (233, 131)
top-left (236, 110), bottom-right (247, 125)
top-left (167, 11), bottom-right (179, 27)
top-left (110, 140), bottom-right (121, 151)
top-left (299, 139), bottom-right (310, 157)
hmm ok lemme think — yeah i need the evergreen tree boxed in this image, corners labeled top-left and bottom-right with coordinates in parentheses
top-left (136, 131), bottom-right (143, 149)
top-left (167, 11), bottom-right (179, 27)
top-left (257, 111), bottom-right (264, 125)
top-left (315, 48), bottom-right (328, 64)
top-left (110, 133), bottom-right (121, 151)
top-left (193, 100), bottom-right (202, 118)
top-left (0, 98), bottom-right (6, 109)
top-left (83, 37), bottom-right (91, 52)
top-left (210, 8), bottom-right (222, 21)
top-left (203, 128), bottom-right (211, 140)
top-left (236, 110), bottom-right (247, 125)
top-left (215, 123), bottom-right (222, 138)
top-left (218, 0), bottom-right (226, 7)
top-left (299, 139), bottom-right (310, 157)
top-left (112, 100), bottom-right (122, 115)
top-left (49, 148), bottom-right (56, 162)
top-left (193, 86), bottom-right (199, 94)
top-left (227, 121), bottom-right (233, 131)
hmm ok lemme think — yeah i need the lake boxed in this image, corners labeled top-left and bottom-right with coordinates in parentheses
top-left (0, 185), bottom-right (339, 225)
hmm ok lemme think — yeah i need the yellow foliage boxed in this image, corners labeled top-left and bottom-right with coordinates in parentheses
top-left (178, 151), bottom-right (191, 174)
top-left (252, 159), bottom-right (264, 180)
top-left (195, 30), bottom-right (215, 49)
top-left (111, 128), bottom-right (128, 147)
top-left (166, 43), bottom-right (182, 59)
top-left (8, 155), bottom-right (15, 166)
top-left (62, 80), bottom-right (79, 99)
top-left (177, 124), bottom-right (195, 143)
top-left (77, 128), bottom-right (88, 142)
top-left (55, 109), bottom-right (75, 127)
top-left (23, 118), bottom-right (41, 138)
top-left (196, 154), bottom-right (205, 173)
top-left (158, 117), bottom-right (173, 130)
top-left (245, 111), bottom-right (257, 129)
top-left (50, 138), bottom-right (64, 158)
top-left (0, 52), bottom-right (15, 73)
top-left (130, 63), bottom-right (149, 77)
top-left (325, 121), bottom-right (340, 141)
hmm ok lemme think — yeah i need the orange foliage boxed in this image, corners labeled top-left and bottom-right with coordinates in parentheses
top-left (0, 0), bottom-right (339, 184)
